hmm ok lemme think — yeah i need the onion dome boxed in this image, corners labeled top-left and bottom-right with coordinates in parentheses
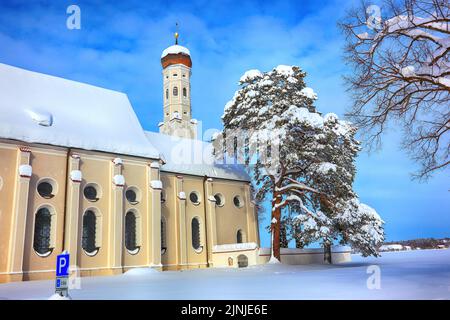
top-left (161, 27), bottom-right (192, 68)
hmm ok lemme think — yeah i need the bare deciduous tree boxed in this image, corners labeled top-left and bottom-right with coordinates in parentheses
top-left (340, 0), bottom-right (449, 179)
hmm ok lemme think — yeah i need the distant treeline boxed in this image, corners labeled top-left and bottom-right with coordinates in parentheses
top-left (383, 238), bottom-right (450, 249)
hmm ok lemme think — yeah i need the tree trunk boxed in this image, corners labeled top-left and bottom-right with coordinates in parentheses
top-left (324, 243), bottom-right (332, 264)
top-left (271, 190), bottom-right (282, 261)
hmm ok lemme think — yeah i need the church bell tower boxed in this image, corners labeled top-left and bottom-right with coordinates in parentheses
top-left (159, 27), bottom-right (197, 139)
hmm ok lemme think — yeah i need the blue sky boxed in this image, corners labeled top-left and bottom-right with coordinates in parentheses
top-left (0, 0), bottom-right (448, 247)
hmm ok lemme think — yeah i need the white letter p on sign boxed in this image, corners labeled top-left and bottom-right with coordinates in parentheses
top-left (59, 256), bottom-right (67, 275)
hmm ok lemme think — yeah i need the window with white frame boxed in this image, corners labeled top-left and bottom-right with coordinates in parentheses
top-left (33, 207), bottom-right (53, 256)
top-left (191, 217), bottom-right (202, 252)
top-left (37, 179), bottom-right (57, 199)
top-left (82, 210), bottom-right (99, 255)
top-left (125, 211), bottom-right (139, 254)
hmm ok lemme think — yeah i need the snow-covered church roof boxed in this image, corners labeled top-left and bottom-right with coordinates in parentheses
top-left (161, 45), bottom-right (191, 59)
top-left (0, 63), bottom-right (160, 159)
top-left (145, 131), bottom-right (250, 181)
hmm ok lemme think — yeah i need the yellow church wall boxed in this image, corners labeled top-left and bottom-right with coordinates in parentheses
top-left (183, 176), bottom-right (208, 269)
top-left (160, 173), bottom-right (179, 270)
top-left (0, 142), bottom-right (19, 276)
top-left (213, 180), bottom-right (249, 245)
top-left (75, 150), bottom-right (112, 275)
top-left (0, 140), bottom-right (260, 282)
top-left (121, 158), bottom-right (151, 269)
top-left (22, 145), bottom-right (68, 281)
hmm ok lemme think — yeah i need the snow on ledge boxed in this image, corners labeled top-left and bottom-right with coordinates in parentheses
top-left (19, 164), bottom-right (32, 177)
top-left (113, 174), bottom-right (125, 186)
top-left (113, 157), bottom-right (123, 165)
top-left (213, 242), bottom-right (258, 253)
top-left (70, 170), bottom-right (82, 182)
top-left (150, 180), bottom-right (163, 189)
top-left (150, 161), bottom-right (160, 169)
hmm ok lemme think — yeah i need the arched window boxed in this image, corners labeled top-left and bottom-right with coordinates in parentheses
top-left (173, 86), bottom-right (178, 96)
top-left (161, 217), bottom-right (167, 255)
top-left (82, 210), bottom-right (98, 255)
top-left (33, 207), bottom-right (52, 256)
top-left (183, 87), bottom-right (187, 97)
top-left (165, 88), bottom-right (169, 100)
top-left (191, 217), bottom-right (201, 251)
top-left (237, 254), bottom-right (249, 268)
top-left (237, 229), bottom-right (245, 243)
top-left (125, 211), bottom-right (139, 254)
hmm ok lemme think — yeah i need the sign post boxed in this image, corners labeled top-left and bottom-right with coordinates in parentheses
top-left (55, 251), bottom-right (70, 297)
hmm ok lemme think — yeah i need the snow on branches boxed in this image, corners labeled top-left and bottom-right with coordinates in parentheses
top-left (336, 199), bottom-right (385, 257)
top-left (340, 0), bottom-right (450, 179)
top-left (219, 64), bottom-right (382, 260)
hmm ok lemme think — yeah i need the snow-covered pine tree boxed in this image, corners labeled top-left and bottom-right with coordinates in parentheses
top-left (219, 65), bottom-right (321, 261)
top-left (311, 113), bottom-right (360, 262)
top-left (219, 65), bottom-right (385, 262)
top-left (289, 112), bottom-right (384, 262)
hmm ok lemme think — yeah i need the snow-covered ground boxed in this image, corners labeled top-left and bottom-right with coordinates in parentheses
top-left (0, 249), bottom-right (449, 300)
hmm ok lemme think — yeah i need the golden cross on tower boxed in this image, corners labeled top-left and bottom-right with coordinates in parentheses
top-left (174, 22), bottom-right (179, 45)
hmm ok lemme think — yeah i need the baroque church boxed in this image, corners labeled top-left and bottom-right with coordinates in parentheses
top-left (0, 34), bottom-right (261, 282)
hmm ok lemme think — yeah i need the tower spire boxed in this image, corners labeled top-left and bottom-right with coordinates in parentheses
top-left (174, 22), bottom-right (179, 45)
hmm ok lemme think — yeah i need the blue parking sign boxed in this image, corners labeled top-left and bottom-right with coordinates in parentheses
top-left (56, 252), bottom-right (70, 277)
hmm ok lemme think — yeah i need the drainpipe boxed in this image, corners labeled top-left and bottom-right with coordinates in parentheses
top-left (61, 147), bottom-right (71, 251)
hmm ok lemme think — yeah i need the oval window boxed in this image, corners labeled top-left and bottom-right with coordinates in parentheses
top-left (189, 191), bottom-right (200, 205)
top-left (83, 184), bottom-right (99, 202)
top-left (214, 193), bottom-right (224, 207)
top-left (37, 180), bottom-right (55, 199)
top-left (173, 86), bottom-right (178, 96)
top-left (233, 195), bottom-right (244, 208)
top-left (126, 187), bottom-right (140, 205)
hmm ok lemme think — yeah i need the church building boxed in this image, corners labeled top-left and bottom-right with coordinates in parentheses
top-left (0, 35), bottom-right (261, 282)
